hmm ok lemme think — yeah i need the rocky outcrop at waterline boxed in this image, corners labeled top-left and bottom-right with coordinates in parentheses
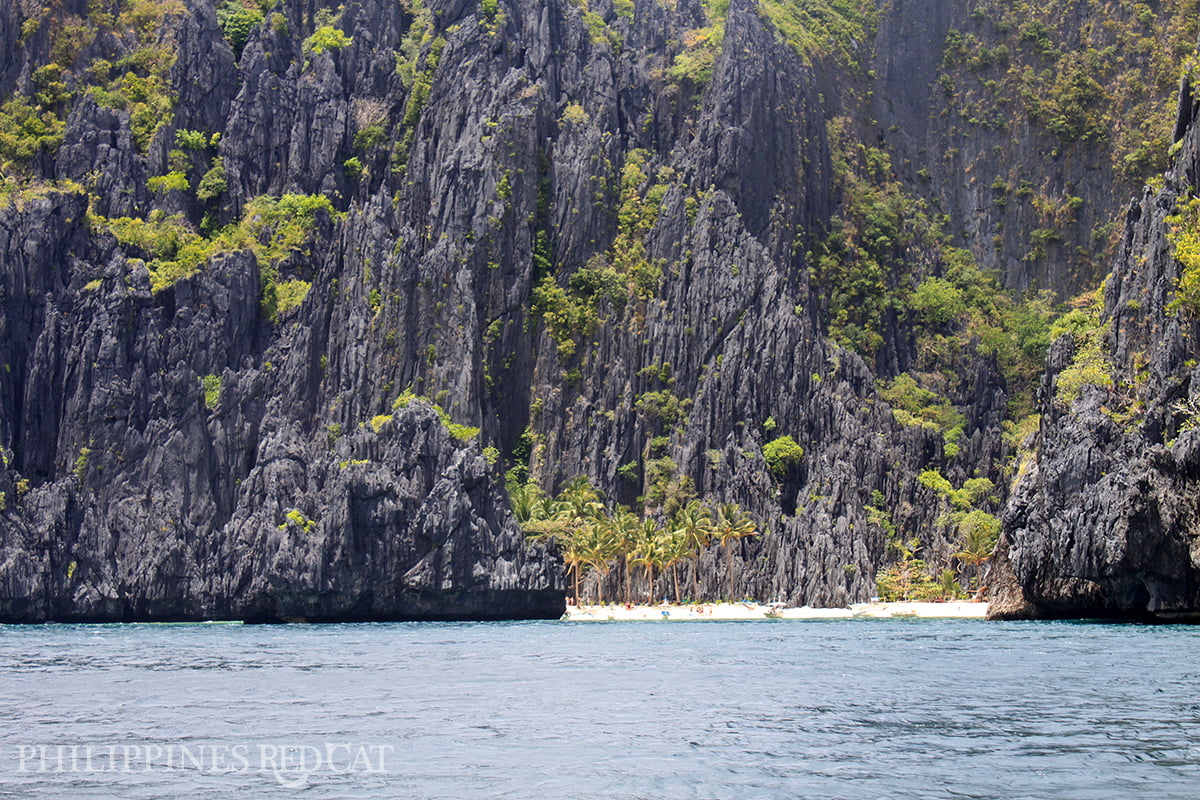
top-left (988, 77), bottom-right (1200, 621)
top-left (0, 324), bottom-right (563, 624)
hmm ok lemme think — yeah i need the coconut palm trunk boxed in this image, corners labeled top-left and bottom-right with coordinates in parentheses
top-left (725, 543), bottom-right (735, 600)
top-left (623, 554), bottom-right (631, 605)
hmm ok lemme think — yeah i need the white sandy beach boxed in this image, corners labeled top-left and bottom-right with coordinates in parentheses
top-left (563, 600), bottom-right (988, 621)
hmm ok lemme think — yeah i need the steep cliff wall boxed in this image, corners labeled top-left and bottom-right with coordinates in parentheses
top-left (1, 0), bottom-right (1195, 618)
top-left (0, 0), bottom-right (981, 614)
top-left (0, 189), bottom-right (561, 621)
top-left (875, 0), bottom-right (1200, 297)
top-left (0, 0), bottom-right (568, 621)
top-left (990, 77), bottom-right (1200, 620)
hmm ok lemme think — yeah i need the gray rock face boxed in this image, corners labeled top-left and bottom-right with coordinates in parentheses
top-left (3, 0), bottom-right (1188, 619)
top-left (0, 0), bottom-right (1011, 615)
top-left (989, 81), bottom-right (1200, 621)
top-left (2, 399), bottom-right (561, 622)
top-left (0, 188), bottom-right (561, 621)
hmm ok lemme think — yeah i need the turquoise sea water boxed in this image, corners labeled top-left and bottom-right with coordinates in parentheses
top-left (1, 619), bottom-right (1198, 799)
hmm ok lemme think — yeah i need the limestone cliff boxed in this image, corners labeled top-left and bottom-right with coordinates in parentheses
top-left (0, 0), bottom-right (1195, 619)
top-left (990, 77), bottom-right (1200, 621)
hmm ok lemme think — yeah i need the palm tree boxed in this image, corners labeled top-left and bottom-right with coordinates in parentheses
top-left (558, 528), bottom-right (587, 606)
top-left (521, 482), bottom-right (602, 605)
top-left (557, 475), bottom-right (602, 518)
top-left (712, 503), bottom-right (758, 600)
top-left (507, 482), bottom-right (544, 524)
top-left (630, 519), bottom-right (664, 602)
top-left (516, 482), bottom-right (568, 539)
top-left (574, 513), bottom-right (620, 604)
top-left (936, 568), bottom-right (964, 600)
top-left (673, 500), bottom-right (714, 601)
top-left (657, 526), bottom-right (692, 604)
top-left (609, 506), bottom-right (641, 605)
top-left (953, 510), bottom-right (1000, 599)
top-left (520, 493), bottom-right (577, 541)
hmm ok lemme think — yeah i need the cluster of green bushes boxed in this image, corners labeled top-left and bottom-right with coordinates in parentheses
top-left (762, 435), bottom-right (804, 475)
top-left (278, 508), bottom-right (317, 533)
top-left (1, 0), bottom-right (195, 161)
top-left (389, 389), bottom-right (480, 441)
top-left (668, 23), bottom-right (722, 89)
top-left (918, 469), bottom-right (997, 511)
top-left (305, 25), bottom-right (352, 55)
top-left (756, 0), bottom-right (877, 70)
top-left (100, 211), bottom-right (210, 289)
top-left (564, 0), bottom-right (623, 49)
top-left (395, 0), bottom-right (434, 87)
top-left (216, 0), bottom-right (269, 57)
top-left (611, 150), bottom-right (667, 296)
top-left (874, 540), bottom-right (965, 602)
top-left (197, 157), bottom-right (227, 202)
top-left (150, 126), bottom-right (222, 201)
top-left (0, 4), bottom-right (91, 170)
top-left (1024, 49), bottom-right (1108, 144)
top-left (0, 97), bottom-right (67, 172)
top-left (93, 193), bottom-right (337, 319)
top-left (393, 0), bottom-right (444, 172)
top-left (1050, 290), bottom-right (1113, 405)
top-left (478, 0), bottom-right (507, 36)
top-left (90, 65), bottom-right (175, 152)
top-left (201, 374), bottom-right (222, 409)
top-left (513, 476), bottom-right (758, 604)
top-left (1167, 197), bottom-right (1200, 317)
top-left (533, 259), bottom-right (610, 358)
top-left (682, 0), bottom-right (874, 90)
top-left (87, 0), bottom-right (189, 151)
top-left (878, 373), bottom-right (965, 455)
top-left (634, 390), bottom-right (689, 425)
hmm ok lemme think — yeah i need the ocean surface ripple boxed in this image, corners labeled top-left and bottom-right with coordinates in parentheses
top-left (1, 619), bottom-right (1197, 799)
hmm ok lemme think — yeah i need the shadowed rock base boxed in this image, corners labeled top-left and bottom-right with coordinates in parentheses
top-left (0, 589), bottom-right (565, 624)
top-left (0, 403), bottom-right (566, 624)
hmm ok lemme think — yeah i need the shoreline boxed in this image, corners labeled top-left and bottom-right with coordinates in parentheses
top-left (563, 600), bottom-right (988, 621)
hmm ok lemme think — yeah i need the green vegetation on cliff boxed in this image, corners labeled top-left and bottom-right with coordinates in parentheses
top-left (688, 0), bottom-right (877, 88)
top-left (940, 0), bottom-right (1199, 176)
top-left (1051, 290), bottom-right (1113, 405)
top-left (756, 0), bottom-right (877, 69)
top-left (814, 117), bottom-right (1056, 424)
top-left (0, 0), bottom-right (191, 175)
top-left (92, 193), bottom-right (339, 320)
top-left (1167, 197), bottom-right (1200, 317)
top-left (870, 469), bottom-right (1000, 602)
top-left (533, 149), bottom-right (665, 358)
